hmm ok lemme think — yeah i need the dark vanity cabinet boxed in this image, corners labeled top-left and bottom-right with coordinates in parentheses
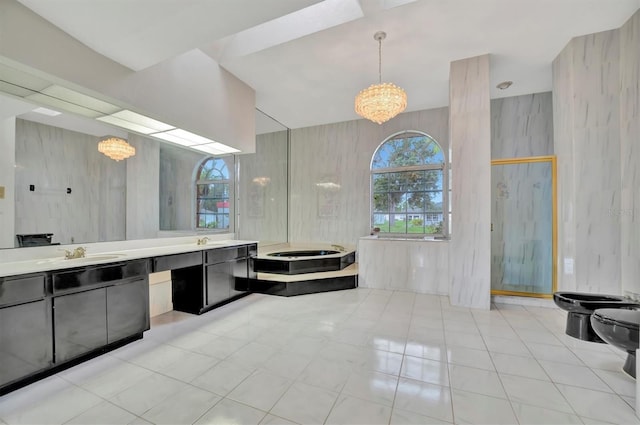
top-left (204, 244), bottom-right (256, 308)
top-left (169, 243), bottom-right (256, 315)
top-left (51, 260), bottom-right (150, 363)
top-left (106, 277), bottom-right (149, 344)
top-left (0, 274), bottom-right (52, 388)
top-left (1, 242), bottom-right (256, 395)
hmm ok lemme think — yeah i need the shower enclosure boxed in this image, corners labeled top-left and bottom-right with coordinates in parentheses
top-left (491, 156), bottom-right (557, 297)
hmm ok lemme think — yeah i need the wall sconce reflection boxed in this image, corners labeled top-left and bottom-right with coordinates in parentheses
top-left (315, 182), bottom-right (341, 191)
top-left (252, 177), bottom-right (271, 186)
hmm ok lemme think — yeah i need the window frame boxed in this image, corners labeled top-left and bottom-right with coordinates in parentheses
top-left (370, 130), bottom-right (448, 238)
top-left (195, 156), bottom-right (232, 231)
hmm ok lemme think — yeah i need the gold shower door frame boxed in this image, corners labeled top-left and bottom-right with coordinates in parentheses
top-left (490, 156), bottom-right (557, 299)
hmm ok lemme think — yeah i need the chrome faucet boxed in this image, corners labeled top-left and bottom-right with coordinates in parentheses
top-left (197, 237), bottom-right (210, 246)
top-left (64, 246), bottom-right (86, 259)
top-left (331, 244), bottom-right (345, 252)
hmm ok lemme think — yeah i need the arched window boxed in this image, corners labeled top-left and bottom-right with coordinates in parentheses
top-left (371, 131), bottom-right (446, 236)
top-left (196, 157), bottom-right (231, 229)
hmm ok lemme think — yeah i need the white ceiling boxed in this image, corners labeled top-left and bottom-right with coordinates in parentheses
top-left (14, 0), bottom-right (640, 130)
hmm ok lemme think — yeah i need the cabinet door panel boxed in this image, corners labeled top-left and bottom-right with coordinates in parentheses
top-left (231, 258), bottom-right (249, 295)
top-left (206, 262), bottom-right (232, 305)
top-left (107, 278), bottom-right (150, 344)
top-left (0, 300), bottom-right (52, 387)
top-left (54, 289), bottom-right (107, 363)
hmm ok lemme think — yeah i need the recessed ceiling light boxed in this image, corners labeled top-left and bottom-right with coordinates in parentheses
top-left (496, 81), bottom-right (513, 90)
top-left (32, 107), bottom-right (61, 116)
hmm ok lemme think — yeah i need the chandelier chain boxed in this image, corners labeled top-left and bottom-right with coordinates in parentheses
top-left (378, 36), bottom-right (382, 84)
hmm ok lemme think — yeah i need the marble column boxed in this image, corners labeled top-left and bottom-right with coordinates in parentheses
top-left (237, 130), bottom-right (289, 245)
top-left (126, 134), bottom-right (160, 240)
top-left (620, 10), bottom-right (640, 299)
top-left (448, 54), bottom-right (491, 309)
top-left (553, 29), bottom-right (622, 294)
top-left (0, 117), bottom-right (16, 248)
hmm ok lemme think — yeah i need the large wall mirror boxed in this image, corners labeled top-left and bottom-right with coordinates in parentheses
top-left (0, 82), bottom-right (289, 249)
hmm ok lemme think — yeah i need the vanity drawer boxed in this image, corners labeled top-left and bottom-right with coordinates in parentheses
top-left (0, 274), bottom-right (46, 307)
top-left (52, 260), bottom-right (149, 295)
top-left (205, 246), bottom-right (248, 264)
top-left (153, 251), bottom-right (202, 272)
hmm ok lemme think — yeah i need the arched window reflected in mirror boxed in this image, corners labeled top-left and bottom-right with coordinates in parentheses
top-left (196, 157), bottom-right (231, 229)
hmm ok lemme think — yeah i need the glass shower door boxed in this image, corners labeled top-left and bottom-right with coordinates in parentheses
top-left (491, 157), bottom-right (556, 297)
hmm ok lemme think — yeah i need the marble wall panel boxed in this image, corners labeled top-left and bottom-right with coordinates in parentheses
top-left (491, 92), bottom-right (554, 159)
top-left (448, 55), bottom-right (491, 309)
top-left (564, 30), bottom-right (621, 294)
top-left (288, 107), bottom-right (449, 246)
top-left (159, 144), bottom-right (210, 232)
top-left (14, 119), bottom-right (126, 245)
top-left (620, 10), bottom-right (640, 299)
top-left (237, 130), bottom-right (288, 245)
top-left (0, 118), bottom-right (16, 248)
top-left (553, 26), bottom-right (634, 295)
top-left (126, 134), bottom-right (160, 240)
top-left (552, 41), bottom-right (577, 292)
top-left (358, 238), bottom-right (449, 294)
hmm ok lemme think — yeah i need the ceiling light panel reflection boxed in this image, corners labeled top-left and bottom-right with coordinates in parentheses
top-left (40, 85), bottom-right (121, 115)
top-left (26, 93), bottom-right (104, 118)
top-left (97, 114), bottom-right (160, 134)
top-left (111, 110), bottom-right (174, 132)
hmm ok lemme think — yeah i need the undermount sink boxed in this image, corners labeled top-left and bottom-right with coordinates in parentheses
top-left (36, 254), bottom-right (126, 265)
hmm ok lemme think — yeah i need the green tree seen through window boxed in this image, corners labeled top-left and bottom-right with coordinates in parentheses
top-left (371, 132), bottom-right (445, 235)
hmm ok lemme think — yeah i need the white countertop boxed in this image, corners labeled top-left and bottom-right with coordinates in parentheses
top-left (0, 236), bottom-right (257, 278)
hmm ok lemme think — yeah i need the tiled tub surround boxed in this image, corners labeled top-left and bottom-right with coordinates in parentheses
top-left (253, 244), bottom-right (355, 275)
top-left (0, 288), bottom-right (637, 425)
top-left (358, 237), bottom-right (449, 295)
top-left (252, 243), bottom-right (358, 296)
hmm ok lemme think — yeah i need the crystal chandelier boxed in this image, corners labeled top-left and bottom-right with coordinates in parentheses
top-left (355, 31), bottom-right (407, 124)
top-left (98, 136), bottom-right (135, 161)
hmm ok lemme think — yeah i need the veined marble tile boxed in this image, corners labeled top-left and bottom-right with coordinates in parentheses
top-left (449, 54), bottom-right (491, 309)
top-left (0, 119), bottom-right (17, 248)
top-left (552, 26), bottom-right (631, 295)
top-left (620, 10), bottom-right (640, 298)
top-left (358, 238), bottom-right (449, 295)
top-left (552, 41), bottom-right (577, 292)
top-left (15, 119), bottom-right (126, 245)
top-left (491, 92), bottom-right (554, 159)
top-left (127, 134), bottom-right (159, 240)
top-left (288, 107), bottom-right (449, 247)
top-left (237, 130), bottom-right (288, 244)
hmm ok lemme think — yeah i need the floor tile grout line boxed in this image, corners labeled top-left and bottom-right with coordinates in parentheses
top-left (489, 304), bottom-right (584, 421)
top-left (471, 303), bottom-right (522, 424)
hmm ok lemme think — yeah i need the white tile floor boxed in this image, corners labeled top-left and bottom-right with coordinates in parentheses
top-left (0, 288), bottom-right (638, 424)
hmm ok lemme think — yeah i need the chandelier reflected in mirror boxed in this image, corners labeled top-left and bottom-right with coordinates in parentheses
top-left (355, 31), bottom-right (407, 125)
top-left (98, 136), bottom-right (135, 161)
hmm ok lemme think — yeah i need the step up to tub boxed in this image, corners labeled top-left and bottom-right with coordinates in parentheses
top-left (251, 263), bottom-right (358, 297)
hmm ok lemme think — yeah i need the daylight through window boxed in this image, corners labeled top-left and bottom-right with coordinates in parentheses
top-left (196, 157), bottom-right (231, 230)
top-left (371, 131), bottom-right (446, 236)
